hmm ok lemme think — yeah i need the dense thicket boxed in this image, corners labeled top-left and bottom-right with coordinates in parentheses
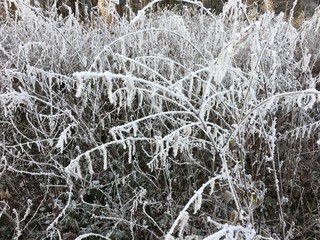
top-left (1, 0), bottom-right (320, 239)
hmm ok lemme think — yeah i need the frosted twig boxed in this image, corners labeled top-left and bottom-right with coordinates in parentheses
top-left (165, 175), bottom-right (223, 239)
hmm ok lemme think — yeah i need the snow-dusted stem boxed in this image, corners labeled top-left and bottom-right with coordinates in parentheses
top-left (46, 183), bottom-right (73, 237)
top-left (165, 175), bottom-right (223, 239)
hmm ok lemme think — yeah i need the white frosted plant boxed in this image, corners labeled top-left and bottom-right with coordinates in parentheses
top-left (1, 0), bottom-right (320, 239)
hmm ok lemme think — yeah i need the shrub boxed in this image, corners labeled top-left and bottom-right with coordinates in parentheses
top-left (1, 0), bottom-right (320, 239)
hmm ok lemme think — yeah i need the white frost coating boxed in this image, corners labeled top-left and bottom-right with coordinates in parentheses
top-left (74, 233), bottom-right (110, 240)
top-left (301, 53), bottom-right (311, 72)
top-left (172, 131), bottom-right (180, 157)
top-left (137, 88), bottom-right (144, 107)
top-left (125, 78), bottom-right (135, 107)
top-left (127, 139), bottom-right (132, 163)
top-left (131, 0), bottom-right (163, 24)
top-left (132, 123), bottom-right (138, 137)
top-left (185, 125), bottom-right (192, 137)
top-left (85, 152), bottom-right (94, 175)
top-left (154, 135), bottom-right (162, 154)
top-left (296, 93), bottom-right (318, 110)
top-left (193, 192), bottom-right (202, 214)
top-left (75, 78), bottom-right (83, 98)
top-left (65, 159), bottom-right (82, 179)
top-left (296, 94), bottom-right (303, 108)
top-left (198, 100), bottom-right (208, 120)
top-left (74, 71), bottom-right (116, 99)
top-left (101, 147), bottom-right (108, 170)
top-left (303, 94), bottom-right (317, 110)
top-left (178, 211), bottom-right (189, 238)
top-left (120, 39), bottom-right (126, 59)
top-left (202, 220), bottom-right (256, 240)
top-left (73, 71), bottom-right (114, 80)
top-left (0, 91), bottom-right (31, 118)
top-left (165, 236), bottom-right (175, 240)
top-left (107, 78), bottom-right (115, 104)
top-left (0, 156), bottom-right (7, 176)
top-left (20, 199), bottom-right (33, 223)
top-left (209, 178), bottom-right (216, 195)
top-left (55, 123), bottom-right (76, 153)
top-left (212, 43), bottom-right (232, 85)
top-left (169, 61), bottom-right (174, 83)
top-left (166, 176), bottom-right (223, 239)
top-left (117, 90), bottom-right (123, 109)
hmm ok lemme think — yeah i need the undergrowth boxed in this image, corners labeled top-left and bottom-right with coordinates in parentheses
top-left (1, 0), bottom-right (320, 239)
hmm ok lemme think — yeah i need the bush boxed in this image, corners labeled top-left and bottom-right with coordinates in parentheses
top-left (1, 0), bottom-right (320, 239)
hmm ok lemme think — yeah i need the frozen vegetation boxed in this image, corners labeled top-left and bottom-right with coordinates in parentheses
top-left (1, 0), bottom-right (320, 239)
